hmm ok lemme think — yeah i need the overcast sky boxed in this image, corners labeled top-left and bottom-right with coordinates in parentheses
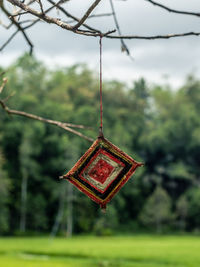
top-left (0, 0), bottom-right (200, 87)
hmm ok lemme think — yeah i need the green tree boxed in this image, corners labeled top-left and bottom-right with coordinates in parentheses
top-left (139, 186), bottom-right (173, 232)
top-left (186, 188), bottom-right (200, 231)
top-left (176, 194), bottom-right (188, 231)
top-left (1, 54), bottom-right (200, 234)
top-left (0, 149), bottom-right (10, 234)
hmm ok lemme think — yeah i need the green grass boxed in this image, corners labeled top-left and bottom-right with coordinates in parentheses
top-left (0, 235), bottom-right (200, 267)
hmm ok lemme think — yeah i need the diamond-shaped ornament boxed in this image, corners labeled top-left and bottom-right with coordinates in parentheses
top-left (62, 136), bottom-right (143, 211)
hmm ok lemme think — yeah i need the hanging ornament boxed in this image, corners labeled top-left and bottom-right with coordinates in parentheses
top-left (62, 36), bottom-right (143, 211)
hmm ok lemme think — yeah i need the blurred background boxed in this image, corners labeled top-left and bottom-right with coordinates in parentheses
top-left (0, 1), bottom-right (200, 266)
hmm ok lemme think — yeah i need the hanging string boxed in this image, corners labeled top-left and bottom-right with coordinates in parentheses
top-left (99, 35), bottom-right (103, 137)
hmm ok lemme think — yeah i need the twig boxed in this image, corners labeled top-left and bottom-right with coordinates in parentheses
top-left (36, 0), bottom-right (44, 14)
top-left (64, 13), bottom-right (113, 25)
top-left (43, 0), bottom-right (101, 33)
top-left (23, 0), bottom-right (69, 30)
top-left (11, 0), bottom-right (36, 18)
top-left (10, 11), bottom-right (28, 18)
top-left (145, 0), bottom-right (200, 18)
top-left (87, 12), bottom-right (114, 19)
top-left (1, 2), bottom-right (33, 54)
top-left (6, 0), bottom-right (73, 30)
top-left (19, 19), bottom-right (37, 25)
top-left (6, 0), bottom-right (200, 41)
top-left (0, 78), bottom-right (8, 94)
top-left (0, 29), bottom-right (19, 51)
top-left (109, 0), bottom-right (133, 60)
top-left (7, 0), bottom-right (104, 36)
top-left (73, 0), bottom-right (102, 30)
top-left (106, 31), bottom-right (200, 39)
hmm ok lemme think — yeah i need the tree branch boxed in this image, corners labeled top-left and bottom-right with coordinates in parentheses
top-left (106, 31), bottom-right (200, 39)
top-left (7, 0), bottom-right (112, 37)
top-left (5, 0), bottom-right (200, 42)
top-left (145, 0), bottom-right (200, 18)
top-left (0, 78), bottom-right (94, 142)
top-left (109, 0), bottom-right (133, 60)
top-left (0, 100), bottom-right (94, 142)
top-left (46, 0), bottom-right (101, 33)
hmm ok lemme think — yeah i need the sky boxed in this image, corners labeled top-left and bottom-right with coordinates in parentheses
top-left (0, 0), bottom-right (200, 88)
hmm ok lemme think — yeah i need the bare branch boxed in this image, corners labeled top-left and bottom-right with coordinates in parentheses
top-left (62, 13), bottom-right (114, 26)
top-left (0, 76), bottom-right (94, 142)
top-left (145, 0), bottom-right (200, 18)
top-left (11, 0), bottom-right (37, 18)
top-left (7, 0), bottom-right (110, 36)
top-left (0, 29), bottom-right (19, 52)
top-left (7, 0), bottom-right (73, 30)
top-left (73, 0), bottom-right (102, 30)
top-left (109, 0), bottom-right (133, 60)
top-left (106, 31), bottom-right (200, 40)
top-left (0, 99), bottom-right (94, 142)
top-left (10, 11), bottom-right (29, 18)
top-left (87, 13), bottom-right (114, 19)
top-left (1, 2), bottom-right (33, 54)
top-left (46, 0), bottom-right (101, 33)
top-left (36, 0), bottom-right (44, 14)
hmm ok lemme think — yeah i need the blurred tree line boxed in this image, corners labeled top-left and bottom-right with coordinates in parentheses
top-left (0, 54), bottom-right (200, 236)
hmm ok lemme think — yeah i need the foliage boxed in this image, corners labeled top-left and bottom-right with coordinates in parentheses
top-left (139, 186), bottom-right (173, 232)
top-left (0, 150), bottom-right (10, 234)
top-left (186, 188), bottom-right (200, 231)
top-left (0, 54), bottom-right (200, 235)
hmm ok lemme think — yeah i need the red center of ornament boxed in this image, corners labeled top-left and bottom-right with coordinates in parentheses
top-left (88, 158), bottom-right (114, 184)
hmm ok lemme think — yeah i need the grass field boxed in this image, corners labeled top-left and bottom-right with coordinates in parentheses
top-left (0, 235), bottom-right (200, 267)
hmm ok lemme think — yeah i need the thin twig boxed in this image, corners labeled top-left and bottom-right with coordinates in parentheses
top-left (44, 0), bottom-right (101, 33)
top-left (87, 12), bottom-right (114, 19)
top-left (73, 0), bottom-right (102, 30)
top-left (23, 0), bottom-right (68, 30)
top-left (109, 0), bottom-right (133, 60)
top-left (11, 0), bottom-right (36, 18)
top-left (6, 0), bottom-right (73, 30)
top-left (37, 0), bottom-right (44, 14)
top-left (10, 11), bottom-right (28, 17)
top-left (0, 78), bottom-right (8, 94)
top-left (1, 2), bottom-right (33, 54)
top-left (64, 13), bottom-right (113, 25)
top-left (0, 29), bottom-right (19, 51)
top-left (106, 31), bottom-right (200, 39)
top-left (145, 0), bottom-right (200, 17)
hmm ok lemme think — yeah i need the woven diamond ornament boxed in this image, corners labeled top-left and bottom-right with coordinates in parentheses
top-left (62, 37), bottom-right (143, 211)
top-left (62, 136), bottom-right (143, 210)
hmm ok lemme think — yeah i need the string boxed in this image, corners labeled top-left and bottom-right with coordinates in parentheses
top-left (99, 35), bottom-right (103, 137)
